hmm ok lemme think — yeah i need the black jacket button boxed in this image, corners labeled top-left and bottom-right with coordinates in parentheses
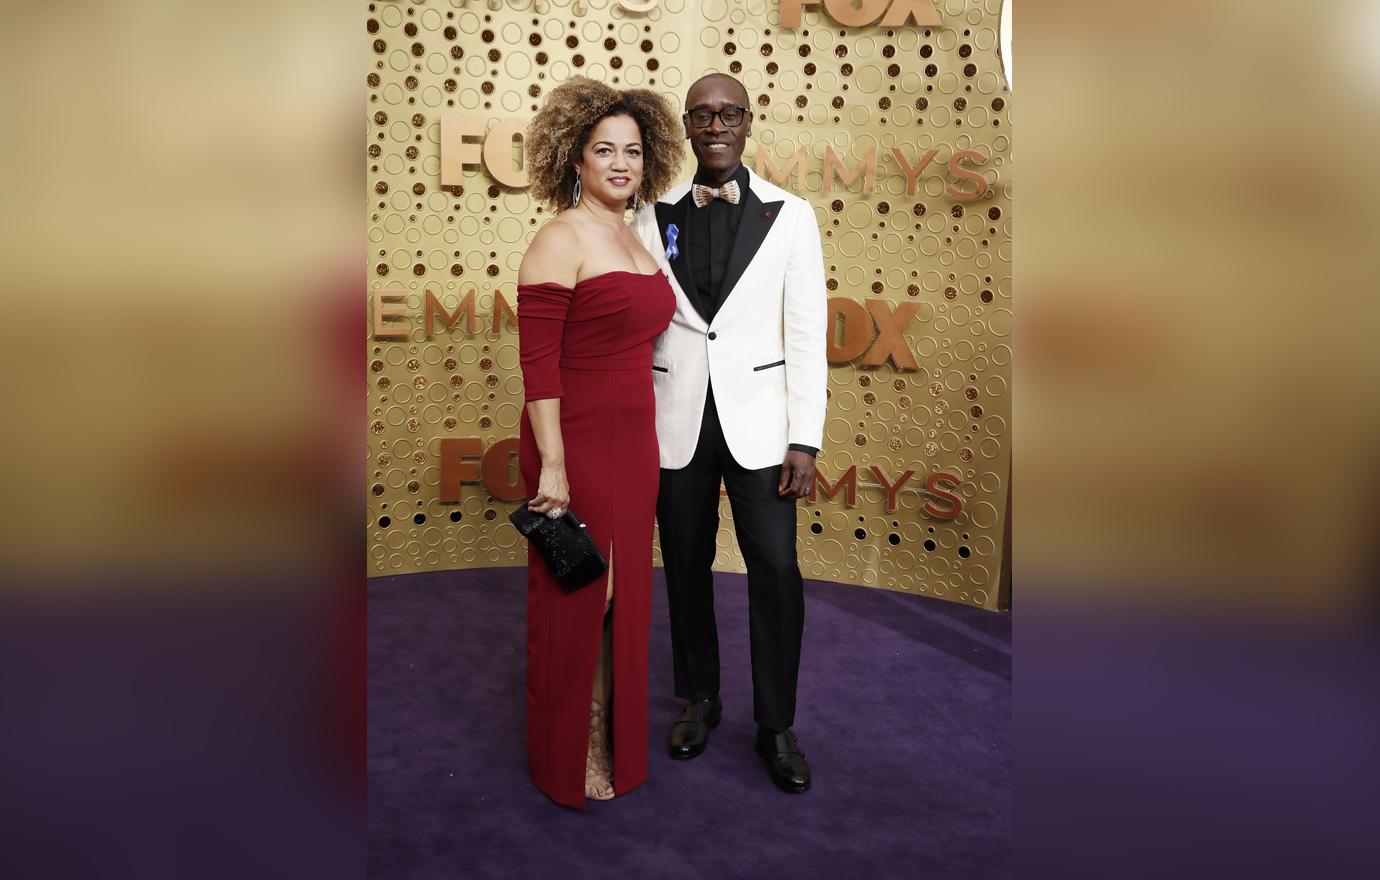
top-left (708, 331), bottom-right (717, 340)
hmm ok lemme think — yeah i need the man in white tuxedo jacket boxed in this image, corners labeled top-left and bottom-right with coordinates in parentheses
top-left (632, 73), bottom-right (827, 793)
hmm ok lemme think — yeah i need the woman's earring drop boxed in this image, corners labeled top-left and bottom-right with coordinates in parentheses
top-left (572, 176), bottom-right (582, 207)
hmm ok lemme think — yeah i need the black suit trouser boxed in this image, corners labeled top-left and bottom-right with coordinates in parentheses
top-left (656, 385), bottom-right (804, 733)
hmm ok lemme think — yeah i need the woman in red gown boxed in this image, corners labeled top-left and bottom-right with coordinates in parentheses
top-left (516, 79), bottom-right (681, 809)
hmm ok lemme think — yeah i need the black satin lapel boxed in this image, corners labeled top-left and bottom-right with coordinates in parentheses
top-left (719, 191), bottom-right (784, 314)
top-left (657, 195), bottom-right (707, 323)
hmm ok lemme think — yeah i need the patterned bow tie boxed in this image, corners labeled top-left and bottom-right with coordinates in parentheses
top-left (691, 180), bottom-right (741, 208)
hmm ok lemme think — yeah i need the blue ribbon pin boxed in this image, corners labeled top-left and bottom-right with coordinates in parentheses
top-left (665, 224), bottom-right (680, 260)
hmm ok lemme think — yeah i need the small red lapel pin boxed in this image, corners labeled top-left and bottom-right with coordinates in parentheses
top-left (764, 209), bottom-right (773, 217)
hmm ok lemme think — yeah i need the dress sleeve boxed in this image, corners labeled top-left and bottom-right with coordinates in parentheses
top-left (516, 281), bottom-right (574, 401)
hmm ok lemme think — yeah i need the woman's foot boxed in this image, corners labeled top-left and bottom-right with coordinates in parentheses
top-left (585, 703), bottom-right (614, 800)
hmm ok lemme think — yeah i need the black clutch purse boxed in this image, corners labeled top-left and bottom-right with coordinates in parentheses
top-left (508, 501), bottom-right (608, 592)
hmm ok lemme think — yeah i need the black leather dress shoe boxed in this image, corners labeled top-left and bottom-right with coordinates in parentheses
top-left (755, 728), bottom-right (811, 793)
top-left (668, 698), bottom-right (722, 760)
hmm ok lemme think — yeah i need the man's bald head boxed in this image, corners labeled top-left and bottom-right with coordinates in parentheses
top-left (685, 72), bottom-right (750, 108)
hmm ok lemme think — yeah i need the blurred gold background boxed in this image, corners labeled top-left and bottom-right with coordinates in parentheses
top-left (367, 0), bottom-right (1013, 609)
top-left (1018, 0), bottom-right (1380, 612)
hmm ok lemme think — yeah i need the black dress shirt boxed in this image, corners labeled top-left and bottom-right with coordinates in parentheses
top-left (690, 164), bottom-right (817, 459)
top-left (688, 163), bottom-right (750, 323)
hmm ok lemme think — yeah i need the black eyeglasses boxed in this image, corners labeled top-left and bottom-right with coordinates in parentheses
top-left (684, 105), bottom-right (748, 128)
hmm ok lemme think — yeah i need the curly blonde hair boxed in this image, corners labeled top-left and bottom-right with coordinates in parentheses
top-left (525, 77), bottom-right (683, 212)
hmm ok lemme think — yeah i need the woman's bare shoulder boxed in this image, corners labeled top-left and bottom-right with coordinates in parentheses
top-left (518, 215), bottom-right (585, 287)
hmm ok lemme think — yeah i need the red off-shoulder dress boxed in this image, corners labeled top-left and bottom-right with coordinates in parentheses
top-left (516, 269), bottom-right (676, 809)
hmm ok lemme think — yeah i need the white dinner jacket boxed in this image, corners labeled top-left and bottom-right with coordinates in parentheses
top-left (632, 168), bottom-right (827, 471)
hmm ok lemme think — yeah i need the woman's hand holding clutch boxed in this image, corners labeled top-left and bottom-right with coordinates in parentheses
top-left (529, 463), bottom-right (571, 518)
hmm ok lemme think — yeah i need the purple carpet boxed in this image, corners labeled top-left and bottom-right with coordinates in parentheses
top-left (368, 568), bottom-right (1010, 879)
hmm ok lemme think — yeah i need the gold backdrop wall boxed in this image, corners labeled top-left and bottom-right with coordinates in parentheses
top-left (367, 0), bottom-right (1011, 610)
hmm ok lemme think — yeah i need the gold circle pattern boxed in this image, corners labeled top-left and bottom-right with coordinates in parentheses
top-left (366, 0), bottom-right (1011, 610)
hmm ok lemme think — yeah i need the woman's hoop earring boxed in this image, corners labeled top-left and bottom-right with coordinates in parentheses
top-left (631, 191), bottom-right (641, 213)
top-left (571, 177), bottom-right (582, 207)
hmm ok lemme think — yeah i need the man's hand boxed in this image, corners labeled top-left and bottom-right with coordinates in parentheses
top-left (778, 449), bottom-right (817, 499)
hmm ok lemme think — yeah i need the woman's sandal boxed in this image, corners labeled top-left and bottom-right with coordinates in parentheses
top-left (585, 703), bottom-right (615, 801)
